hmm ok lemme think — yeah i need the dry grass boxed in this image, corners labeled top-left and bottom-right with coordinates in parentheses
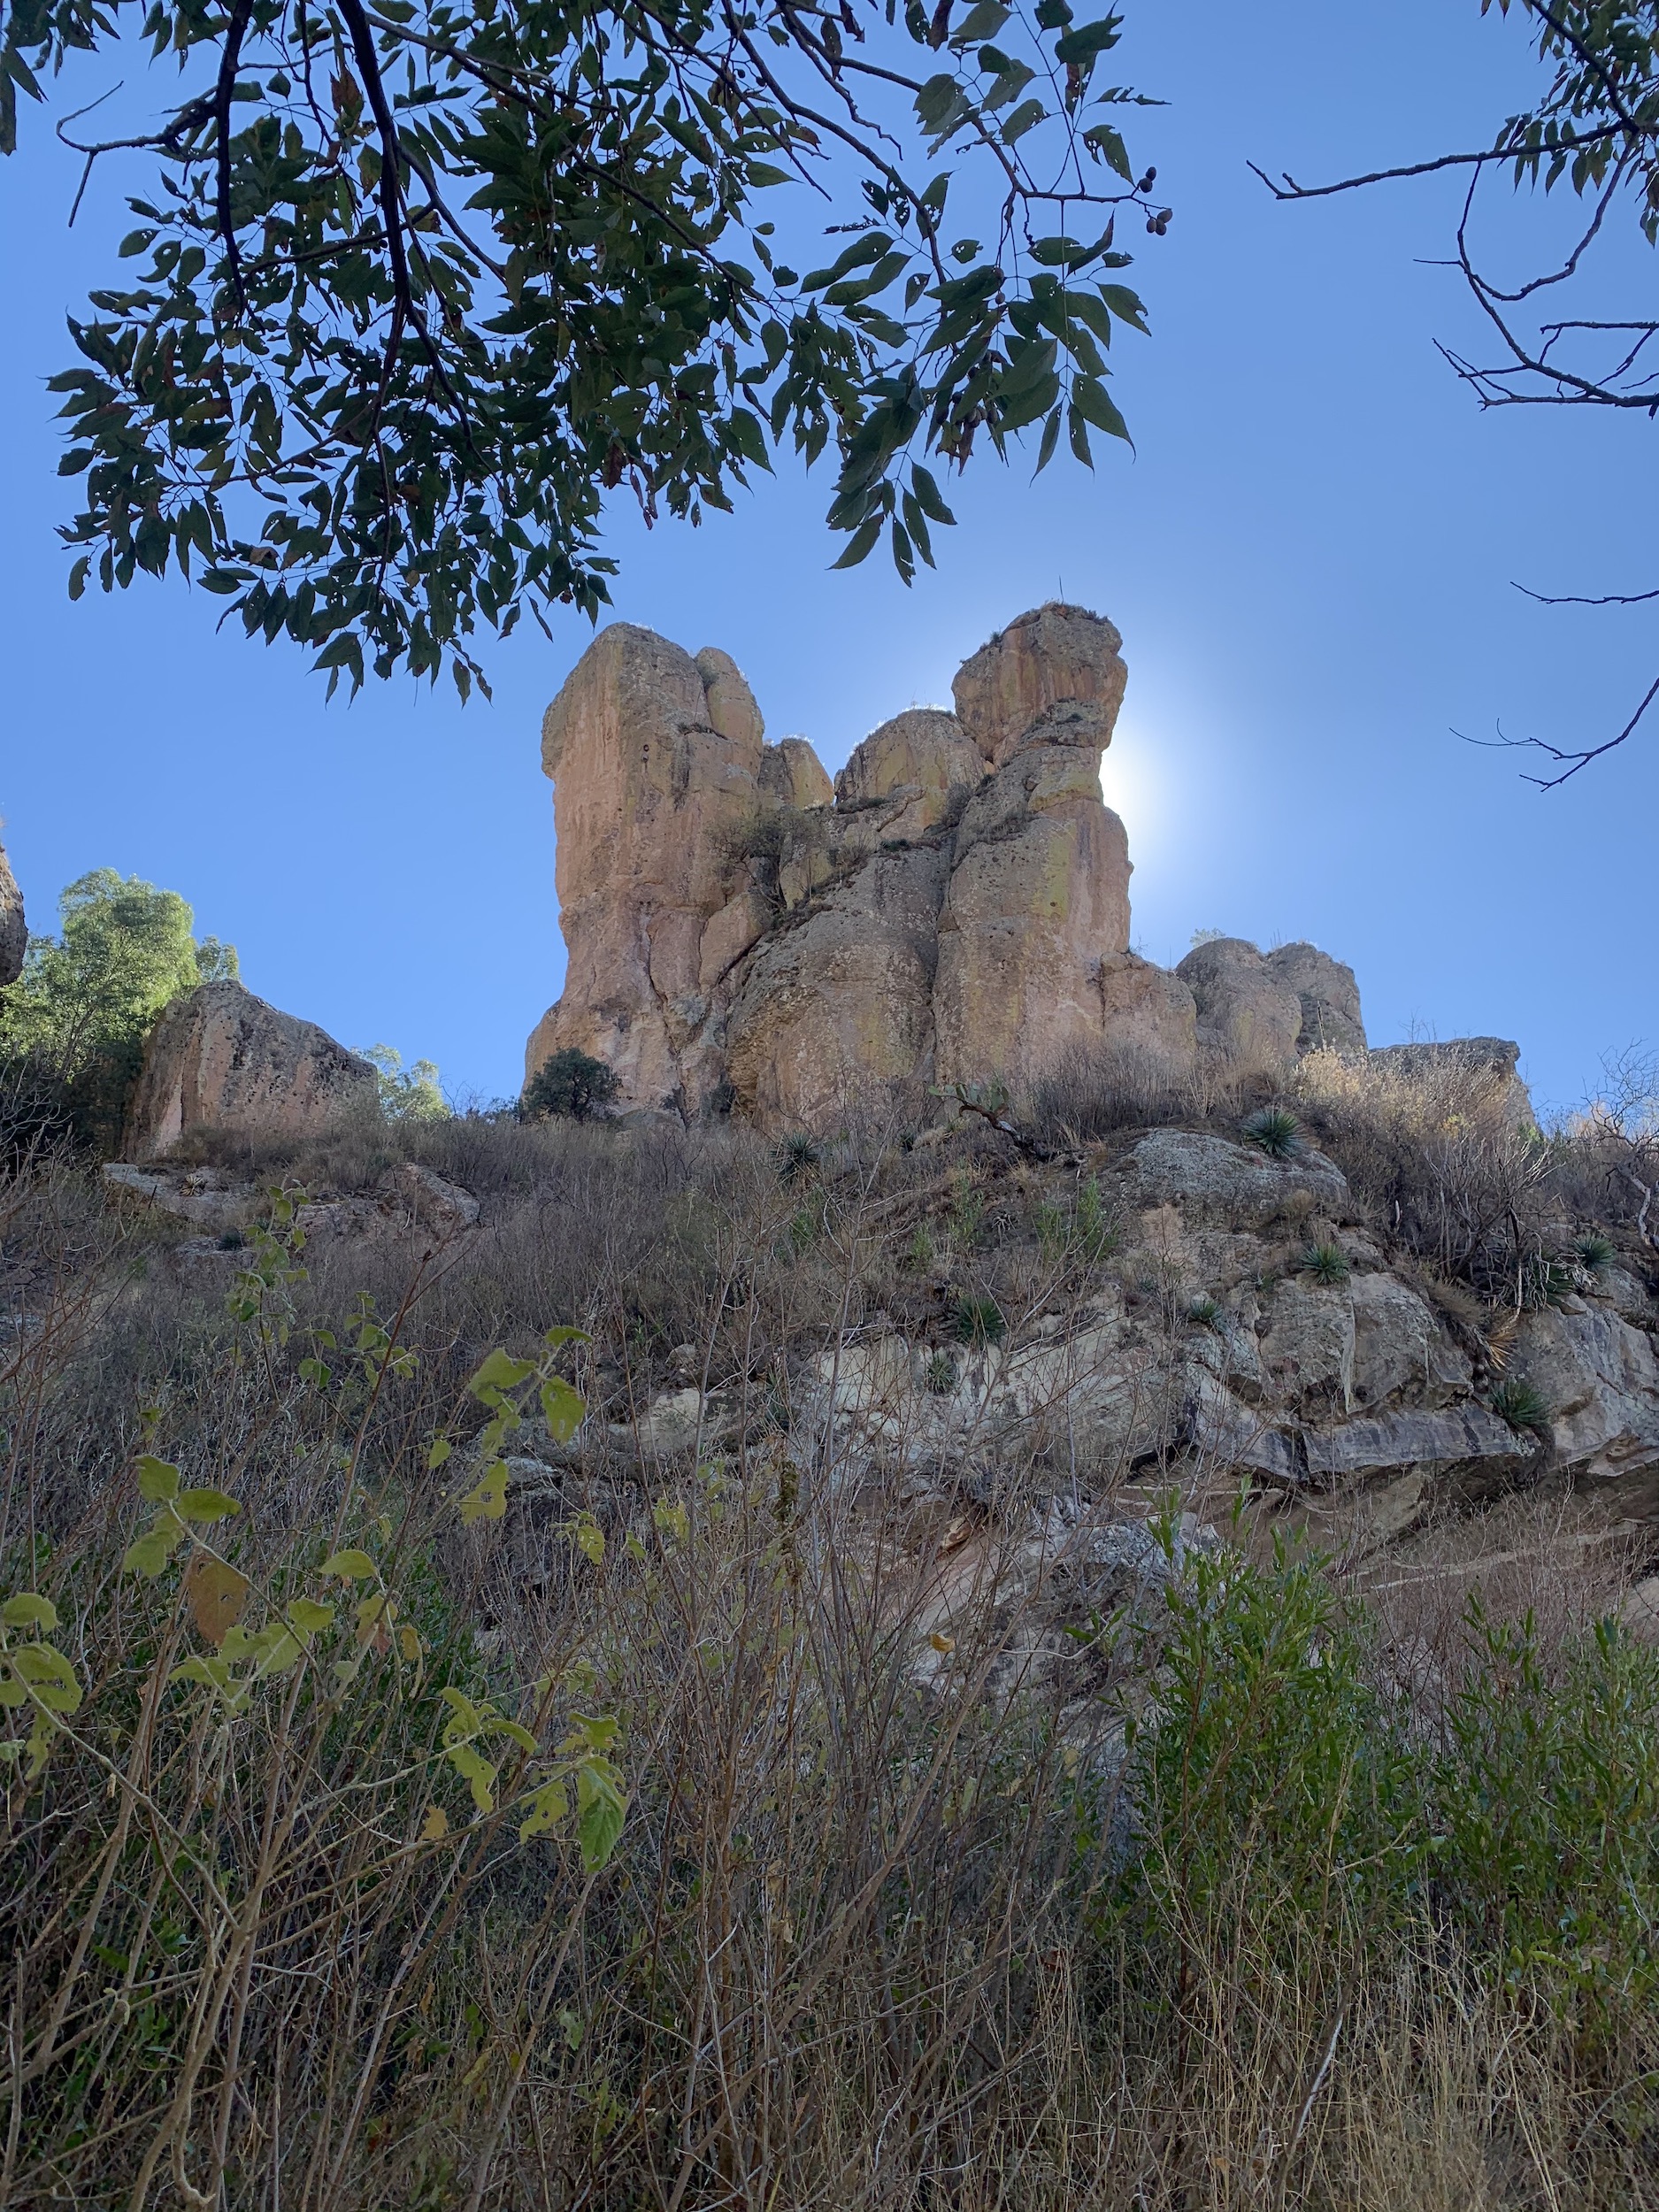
top-left (3, 1115), bottom-right (1657, 2211)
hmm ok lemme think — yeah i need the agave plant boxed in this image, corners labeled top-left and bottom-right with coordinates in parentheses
top-left (1241, 1107), bottom-right (1302, 1160)
top-left (1300, 1242), bottom-right (1352, 1287)
top-left (1490, 1379), bottom-right (1552, 1435)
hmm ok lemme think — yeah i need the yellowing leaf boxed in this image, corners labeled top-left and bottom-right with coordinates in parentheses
top-left (420, 1805), bottom-right (449, 1841)
top-left (321, 1548), bottom-right (377, 1580)
top-left (184, 1555), bottom-right (250, 1647)
top-left (3, 1594), bottom-right (58, 1632)
top-left (457, 1460), bottom-right (510, 1526)
top-left (518, 1775), bottom-right (569, 1840)
top-left (929, 1632), bottom-right (956, 1654)
top-left (136, 1455), bottom-right (180, 1502)
top-left (569, 1513), bottom-right (603, 1565)
top-left (467, 1348), bottom-right (537, 1405)
top-left (540, 1377), bottom-right (586, 1443)
top-left (176, 1487), bottom-right (241, 1524)
top-left (397, 1622), bottom-right (422, 1663)
top-left (5, 1643), bottom-right (82, 1715)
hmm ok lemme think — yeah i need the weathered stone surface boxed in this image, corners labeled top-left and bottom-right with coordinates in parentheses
top-left (1118, 1130), bottom-right (1349, 1229)
top-left (699, 885), bottom-right (776, 989)
top-left (758, 737), bottom-right (833, 811)
top-left (1185, 1369), bottom-right (1300, 1481)
top-left (526, 624), bottom-right (766, 1112)
top-left (1261, 1279), bottom-right (1355, 1415)
top-left (1264, 941), bottom-right (1367, 1057)
top-left (726, 846), bottom-right (947, 1129)
top-left (1176, 938), bottom-right (1303, 1077)
top-left (1096, 954), bottom-right (1200, 1078)
top-left (1350, 1271), bottom-right (1471, 1408)
top-left (951, 603), bottom-right (1127, 766)
top-left (1507, 1306), bottom-right (1659, 1478)
top-left (933, 749), bottom-right (1132, 1088)
top-left (0, 841), bottom-right (24, 988)
top-left (833, 709), bottom-right (983, 840)
top-left (378, 1161), bottom-right (480, 1239)
top-left (102, 1161), bottom-right (263, 1231)
top-left (1303, 1406), bottom-right (1529, 1486)
top-left (122, 981), bottom-right (377, 1160)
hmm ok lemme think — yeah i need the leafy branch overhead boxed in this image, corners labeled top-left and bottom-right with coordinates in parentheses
top-left (2, 0), bottom-right (1168, 696)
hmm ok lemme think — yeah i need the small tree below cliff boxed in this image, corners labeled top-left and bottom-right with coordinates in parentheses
top-left (522, 1049), bottom-right (619, 1123)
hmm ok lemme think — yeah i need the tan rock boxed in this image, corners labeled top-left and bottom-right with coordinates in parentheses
top-left (1264, 941), bottom-right (1366, 1056)
top-left (122, 981), bottom-right (378, 1160)
top-left (951, 603), bottom-right (1127, 766)
top-left (0, 841), bottom-right (24, 987)
top-left (1175, 938), bottom-right (1302, 1078)
top-left (834, 709), bottom-right (984, 840)
top-left (726, 847), bottom-right (947, 1129)
top-left (526, 624), bottom-right (765, 1111)
top-left (758, 737), bottom-right (833, 811)
top-left (933, 748), bottom-right (1132, 1089)
top-left (699, 885), bottom-right (776, 989)
top-left (1097, 952), bottom-right (1199, 1077)
top-left (1368, 1038), bottom-right (1535, 1133)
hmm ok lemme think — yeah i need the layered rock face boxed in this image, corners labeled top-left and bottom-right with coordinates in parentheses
top-left (0, 842), bottom-right (25, 988)
top-left (524, 606), bottom-right (1472, 1132)
top-left (527, 605), bottom-right (1194, 1128)
top-left (123, 980), bottom-right (377, 1160)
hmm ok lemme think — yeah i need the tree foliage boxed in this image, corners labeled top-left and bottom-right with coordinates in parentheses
top-left (0, 866), bottom-right (236, 1147)
top-left (522, 1045), bottom-right (618, 1119)
top-left (360, 1039), bottom-right (448, 1119)
top-left (1, 0), bottom-right (1168, 696)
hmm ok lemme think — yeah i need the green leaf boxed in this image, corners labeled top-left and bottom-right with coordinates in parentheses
top-left (3, 1594), bottom-right (58, 1632)
top-left (541, 1377), bottom-right (586, 1444)
top-left (137, 1455), bottom-right (180, 1502)
top-left (4, 1642), bottom-right (82, 1715)
top-left (910, 465), bottom-right (957, 525)
top-left (286, 1599), bottom-right (336, 1635)
top-left (458, 1460), bottom-right (511, 1526)
top-left (1071, 373), bottom-right (1132, 442)
top-left (468, 1348), bottom-right (537, 1405)
top-left (1054, 15), bottom-right (1121, 65)
top-left (569, 1513), bottom-right (604, 1566)
top-left (576, 1759), bottom-right (627, 1870)
top-left (518, 1774), bottom-right (569, 1840)
top-left (542, 1326), bottom-right (592, 1350)
top-left (321, 1549), bottom-right (378, 1580)
top-left (123, 1525), bottom-right (181, 1578)
top-left (1002, 99), bottom-right (1046, 142)
top-left (1083, 121), bottom-right (1133, 180)
top-left (176, 1487), bottom-right (241, 1524)
top-left (1035, 404), bottom-right (1063, 472)
top-left (830, 515), bottom-right (885, 569)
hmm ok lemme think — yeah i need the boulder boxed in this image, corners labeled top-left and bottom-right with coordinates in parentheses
top-left (1175, 938), bottom-right (1303, 1078)
top-left (122, 981), bottom-right (378, 1161)
top-left (1185, 1370), bottom-right (1301, 1482)
top-left (757, 737), bottom-right (834, 811)
top-left (1506, 1305), bottom-right (1659, 1479)
top-left (933, 748), bottom-right (1133, 1089)
top-left (1118, 1129), bottom-right (1349, 1230)
top-left (1260, 1279), bottom-right (1355, 1416)
top-left (524, 624), bottom-right (767, 1113)
top-left (0, 841), bottom-right (23, 987)
top-left (1097, 953), bottom-right (1200, 1078)
top-left (833, 709), bottom-right (984, 841)
top-left (726, 846), bottom-right (948, 1129)
top-left (1349, 1271), bottom-right (1471, 1408)
top-left (1263, 941), bottom-right (1367, 1057)
top-left (1302, 1406), bottom-right (1530, 1486)
top-left (377, 1161), bottom-right (480, 1240)
top-left (951, 603), bottom-right (1127, 767)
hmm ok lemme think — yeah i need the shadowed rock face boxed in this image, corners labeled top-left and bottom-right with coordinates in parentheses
top-left (123, 981), bottom-right (377, 1160)
top-left (521, 607), bottom-right (1381, 1133)
top-left (0, 843), bottom-right (25, 988)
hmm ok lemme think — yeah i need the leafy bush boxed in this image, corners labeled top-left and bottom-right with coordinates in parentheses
top-left (1575, 1233), bottom-right (1617, 1272)
top-left (1240, 1105), bottom-right (1302, 1159)
top-left (521, 1048), bottom-right (618, 1124)
top-left (1187, 1294), bottom-right (1221, 1328)
top-left (1490, 1378), bottom-right (1552, 1433)
top-left (1300, 1240), bottom-right (1352, 1286)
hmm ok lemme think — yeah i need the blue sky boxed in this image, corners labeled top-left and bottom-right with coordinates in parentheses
top-left (3, 0), bottom-right (1655, 1115)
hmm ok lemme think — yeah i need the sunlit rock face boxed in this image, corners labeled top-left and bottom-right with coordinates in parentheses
top-left (0, 842), bottom-right (24, 988)
top-left (523, 606), bottom-right (1361, 1131)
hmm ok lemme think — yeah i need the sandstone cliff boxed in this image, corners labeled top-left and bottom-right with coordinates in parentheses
top-left (0, 841), bottom-right (25, 989)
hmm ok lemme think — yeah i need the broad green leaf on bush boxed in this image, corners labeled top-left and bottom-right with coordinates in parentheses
top-left (542, 1327), bottom-right (592, 1350)
top-left (427, 1436), bottom-right (454, 1471)
top-left (457, 1460), bottom-right (511, 1526)
top-left (321, 1549), bottom-right (377, 1581)
top-left (136, 1455), bottom-right (180, 1502)
top-left (468, 1349), bottom-right (538, 1406)
top-left (541, 1378), bottom-right (586, 1444)
top-left (576, 1760), bottom-right (627, 1870)
top-left (3, 1594), bottom-right (58, 1632)
top-left (519, 1776), bottom-right (571, 1839)
top-left (123, 1517), bottom-right (185, 1578)
top-left (0, 1642), bottom-right (83, 1715)
top-left (176, 1488), bottom-right (241, 1524)
top-left (446, 1740), bottom-right (498, 1813)
top-left (568, 1514), bottom-right (604, 1566)
top-left (286, 1599), bottom-right (336, 1635)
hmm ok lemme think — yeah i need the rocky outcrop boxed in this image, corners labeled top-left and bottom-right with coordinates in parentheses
top-left (1369, 1037), bottom-right (1535, 1131)
top-left (525, 606), bottom-right (1479, 1133)
top-left (0, 842), bottom-right (25, 988)
top-left (122, 980), bottom-right (378, 1160)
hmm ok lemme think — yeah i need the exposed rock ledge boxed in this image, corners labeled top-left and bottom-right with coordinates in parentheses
top-left (523, 607), bottom-right (1477, 1133)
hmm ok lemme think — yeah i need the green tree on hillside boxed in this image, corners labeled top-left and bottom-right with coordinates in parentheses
top-left (0, 868), bottom-right (238, 1146)
top-left (0, 0), bottom-right (1166, 698)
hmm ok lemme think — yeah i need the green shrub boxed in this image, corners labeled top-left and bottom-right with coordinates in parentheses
top-left (775, 1130), bottom-right (820, 1180)
top-left (360, 1041), bottom-right (448, 1123)
top-left (949, 1293), bottom-right (1005, 1348)
top-left (1490, 1377), bottom-right (1551, 1433)
top-left (522, 1048), bottom-right (618, 1123)
top-left (1186, 1294), bottom-right (1221, 1328)
top-left (924, 1350), bottom-right (957, 1394)
top-left (1299, 1240), bottom-right (1351, 1286)
top-left (1575, 1233), bottom-right (1617, 1272)
top-left (1076, 1172), bottom-right (1121, 1261)
top-left (1240, 1105), bottom-right (1302, 1159)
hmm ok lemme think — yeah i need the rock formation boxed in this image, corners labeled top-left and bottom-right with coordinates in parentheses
top-left (0, 841), bottom-right (25, 988)
top-left (123, 979), bottom-right (378, 1160)
top-left (523, 606), bottom-right (1509, 1133)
